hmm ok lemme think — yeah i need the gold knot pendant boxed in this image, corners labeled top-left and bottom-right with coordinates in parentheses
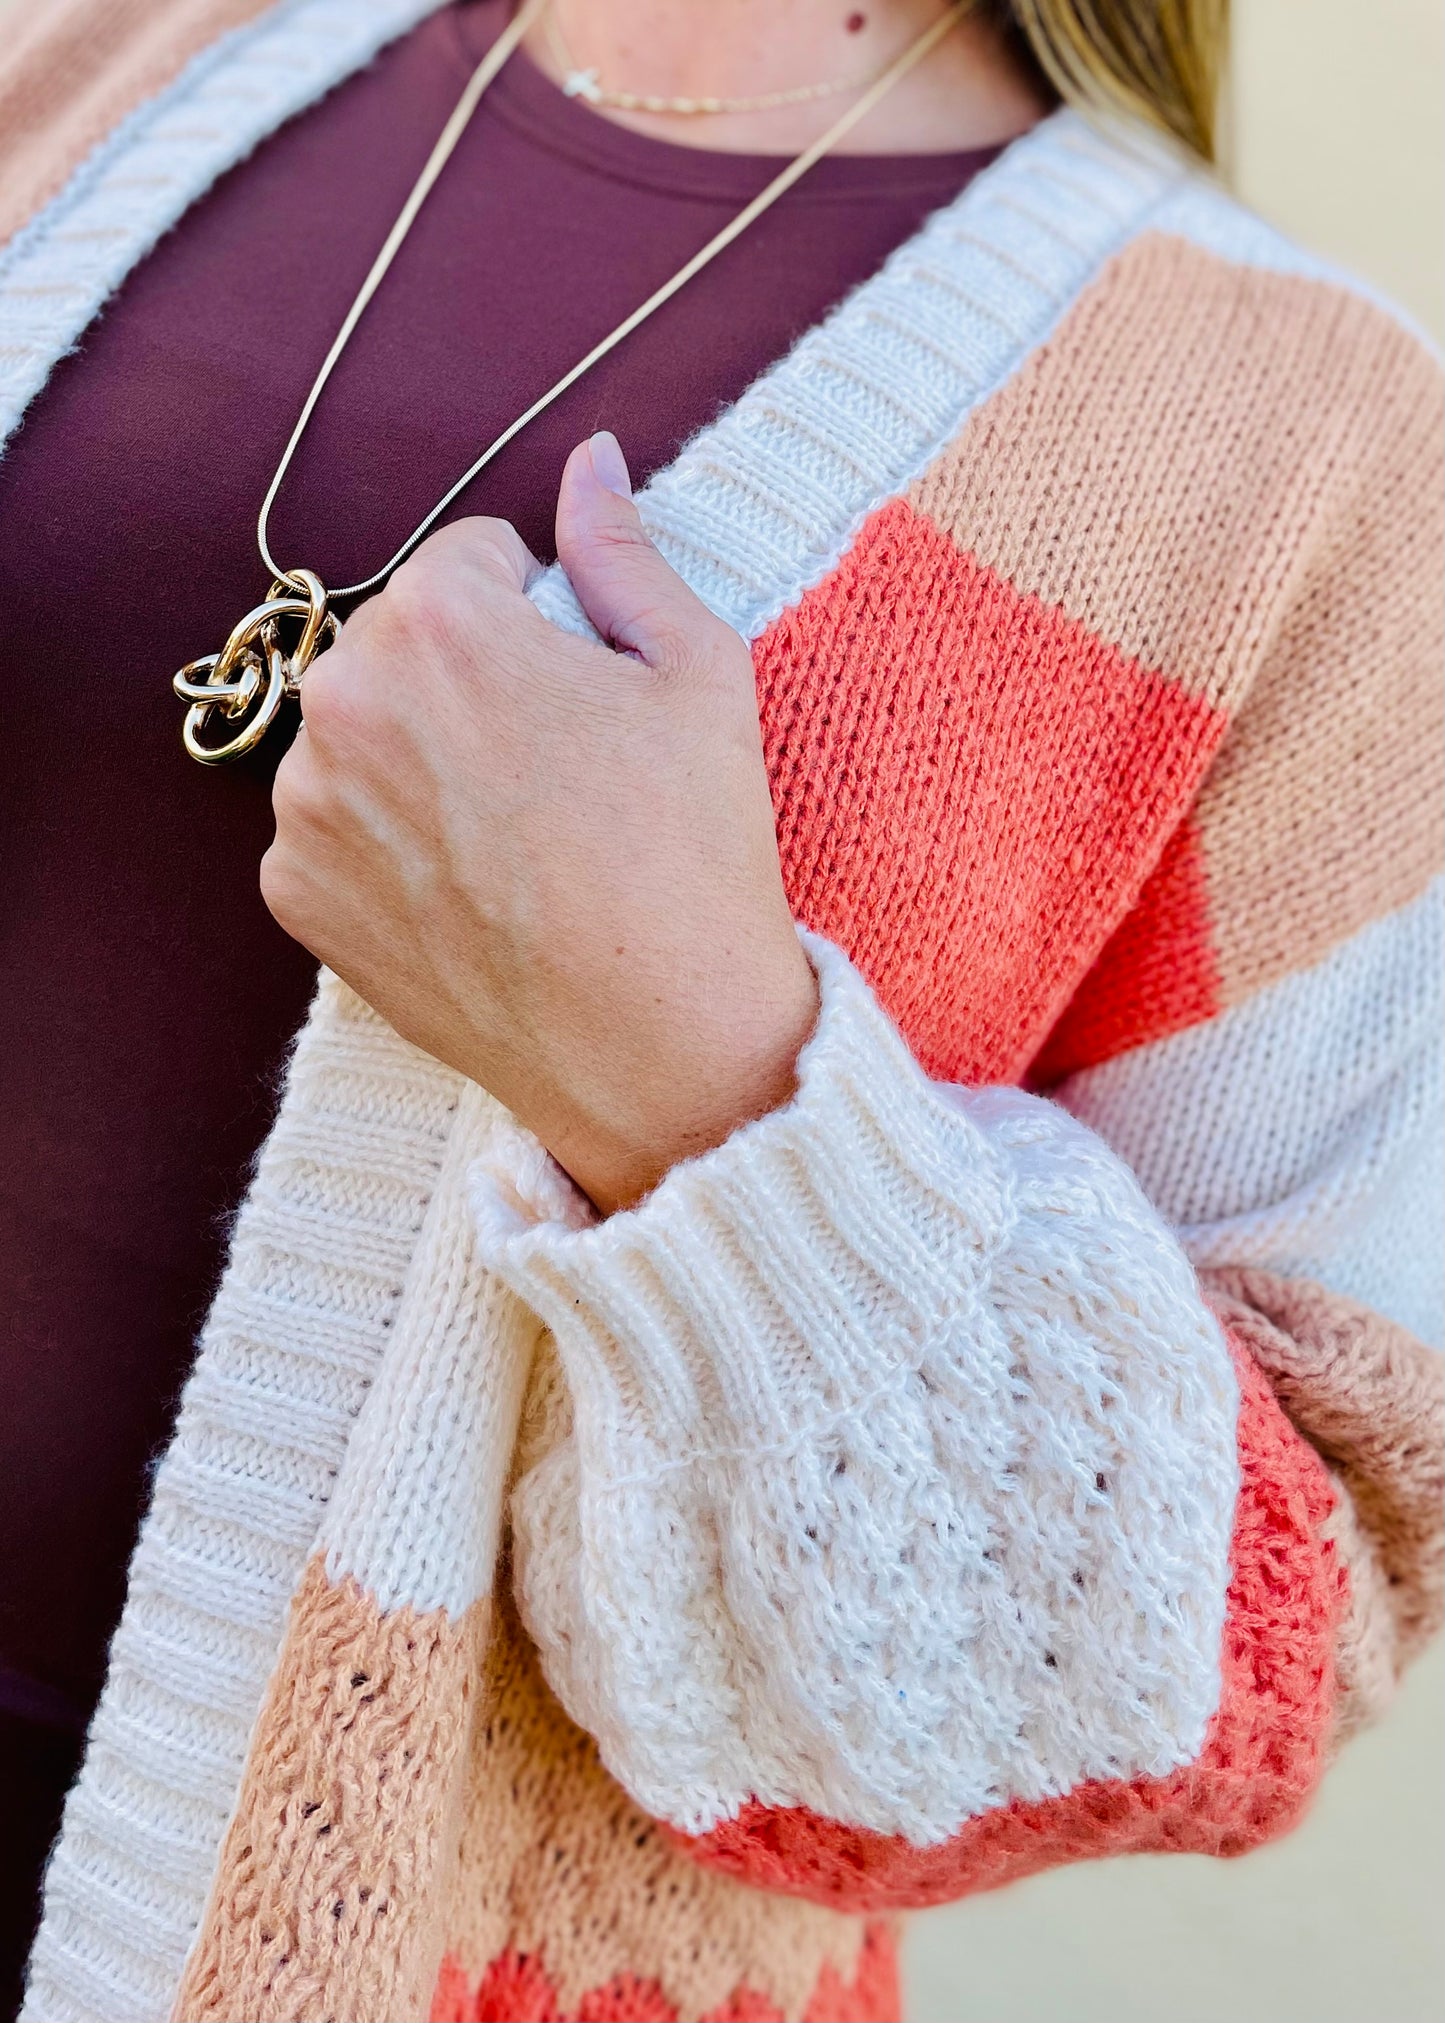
top-left (173, 569), bottom-right (337, 764)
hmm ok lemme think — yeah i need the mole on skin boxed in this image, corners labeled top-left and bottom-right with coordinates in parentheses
top-left (846, 11), bottom-right (867, 31)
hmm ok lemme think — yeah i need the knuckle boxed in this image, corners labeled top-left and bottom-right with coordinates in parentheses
top-left (462, 515), bottom-right (532, 576)
top-left (647, 606), bottom-right (726, 675)
top-left (370, 517), bottom-right (534, 662)
top-left (378, 553), bottom-right (472, 658)
top-left (298, 642), bottom-right (374, 738)
top-left (269, 747), bottom-right (313, 829)
top-left (591, 513), bottom-right (653, 557)
top-left (412, 516), bottom-right (532, 591)
top-left (382, 551), bottom-right (446, 624)
top-left (258, 840), bottom-right (302, 931)
top-left (335, 596), bottom-right (379, 651)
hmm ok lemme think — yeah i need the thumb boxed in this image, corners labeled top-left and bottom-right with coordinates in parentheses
top-left (555, 432), bottom-right (721, 667)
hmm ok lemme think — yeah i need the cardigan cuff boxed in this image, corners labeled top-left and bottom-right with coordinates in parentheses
top-left (467, 931), bottom-right (1009, 1476)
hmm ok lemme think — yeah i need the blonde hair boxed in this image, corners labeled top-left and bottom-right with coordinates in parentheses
top-left (1002, 1), bottom-right (1229, 161)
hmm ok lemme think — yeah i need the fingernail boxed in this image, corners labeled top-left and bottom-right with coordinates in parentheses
top-left (588, 430), bottom-right (632, 499)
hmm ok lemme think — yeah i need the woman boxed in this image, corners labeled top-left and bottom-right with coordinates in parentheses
top-left (1, 0), bottom-right (1440, 2017)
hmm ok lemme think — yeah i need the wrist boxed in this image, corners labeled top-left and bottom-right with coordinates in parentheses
top-left (553, 946), bottom-right (821, 1216)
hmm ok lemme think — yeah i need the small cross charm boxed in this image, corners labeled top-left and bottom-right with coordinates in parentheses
top-left (562, 67), bottom-right (604, 102)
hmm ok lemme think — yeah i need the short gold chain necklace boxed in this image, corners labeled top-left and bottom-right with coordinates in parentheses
top-left (174, 0), bottom-right (971, 764)
top-left (550, 4), bottom-right (911, 116)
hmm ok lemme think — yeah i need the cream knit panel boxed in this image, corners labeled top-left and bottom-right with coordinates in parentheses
top-left (471, 936), bottom-right (1239, 1846)
top-left (1058, 881), bottom-right (1445, 1348)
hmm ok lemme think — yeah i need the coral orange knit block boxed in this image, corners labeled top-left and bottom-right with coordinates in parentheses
top-left (675, 1338), bottom-right (1342, 1910)
top-left (1028, 813), bottom-right (1221, 1082)
top-left (700, 1992), bottom-right (785, 2023)
top-left (754, 500), bottom-right (1230, 1086)
top-left (439, 1948), bottom-right (557, 2021)
top-left (430, 1923), bottom-right (899, 2023)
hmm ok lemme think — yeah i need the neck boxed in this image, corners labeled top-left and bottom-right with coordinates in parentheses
top-left (524, 0), bottom-right (1048, 155)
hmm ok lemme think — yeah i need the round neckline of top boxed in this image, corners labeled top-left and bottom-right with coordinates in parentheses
top-left (447, 0), bottom-right (1009, 203)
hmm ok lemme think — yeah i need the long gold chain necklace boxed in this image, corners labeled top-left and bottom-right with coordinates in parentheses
top-left (173, 0), bottom-right (972, 764)
top-left (549, 3), bottom-right (911, 116)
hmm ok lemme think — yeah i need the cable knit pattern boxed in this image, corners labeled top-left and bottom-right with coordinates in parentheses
top-left (4, 5), bottom-right (1441, 2017)
top-left (473, 936), bottom-right (1238, 1843)
top-left (677, 1333), bottom-right (1342, 1911)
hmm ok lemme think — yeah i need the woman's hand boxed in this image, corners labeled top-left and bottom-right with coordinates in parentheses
top-left (260, 433), bottom-right (818, 1216)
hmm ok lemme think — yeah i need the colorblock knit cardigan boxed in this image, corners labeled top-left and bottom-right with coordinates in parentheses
top-left (4, 4), bottom-right (1444, 2020)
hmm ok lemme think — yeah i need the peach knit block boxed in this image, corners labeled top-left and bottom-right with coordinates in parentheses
top-left (175, 1560), bottom-right (487, 2023)
top-left (430, 1585), bottom-right (876, 2023)
top-left (0, 0), bottom-right (276, 241)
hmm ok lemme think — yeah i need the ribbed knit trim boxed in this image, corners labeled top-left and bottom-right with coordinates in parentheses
top-left (22, 982), bottom-right (463, 2023)
top-left (315, 1081), bottom-right (554, 1619)
top-left (470, 933), bottom-right (1010, 1465)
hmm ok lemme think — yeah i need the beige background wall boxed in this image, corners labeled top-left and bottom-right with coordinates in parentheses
top-left (1, 2), bottom-right (1439, 2020)
top-left (1232, 0), bottom-right (1443, 341)
top-left (909, 4), bottom-right (1444, 2015)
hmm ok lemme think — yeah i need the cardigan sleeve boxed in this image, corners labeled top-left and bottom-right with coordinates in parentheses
top-left (468, 911), bottom-right (1442, 1909)
top-left (472, 936), bottom-right (1241, 1848)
